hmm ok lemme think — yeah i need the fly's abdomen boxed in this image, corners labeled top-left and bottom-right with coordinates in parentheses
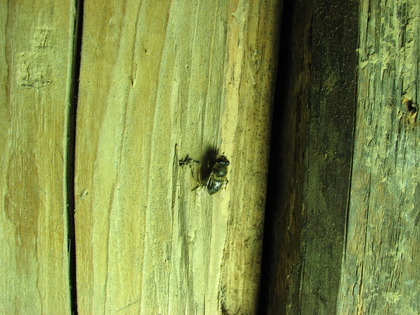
top-left (207, 177), bottom-right (224, 195)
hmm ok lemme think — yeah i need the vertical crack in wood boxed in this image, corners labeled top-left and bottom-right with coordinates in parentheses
top-left (67, 0), bottom-right (84, 313)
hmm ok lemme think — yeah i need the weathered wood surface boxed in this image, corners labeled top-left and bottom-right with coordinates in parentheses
top-left (260, 0), bottom-right (359, 313)
top-left (261, 0), bottom-right (419, 314)
top-left (0, 1), bottom-right (75, 313)
top-left (338, 0), bottom-right (419, 314)
top-left (74, 1), bottom-right (281, 314)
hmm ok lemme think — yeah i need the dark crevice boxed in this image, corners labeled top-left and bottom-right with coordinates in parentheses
top-left (258, 0), bottom-right (296, 313)
top-left (67, 0), bottom-right (84, 314)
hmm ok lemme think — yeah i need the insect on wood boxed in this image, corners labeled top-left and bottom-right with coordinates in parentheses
top-left (179, 150), bottom-right (230, 195)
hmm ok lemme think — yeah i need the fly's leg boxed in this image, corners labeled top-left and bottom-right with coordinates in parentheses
top-left (179, 155), bottom-right (200, 167)
top-left (179, 154), bottom-right (200, 179)
top-left (192, 176), bottom-right (210, 194)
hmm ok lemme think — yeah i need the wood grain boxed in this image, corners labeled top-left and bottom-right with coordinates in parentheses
top-left (260, 0), bottom-right (359, 313)
top-left (74, 0), bottom-right (281, 313)
top-left (0, 1), bottom-right (75, 313)
top-left (337, 0), bottom-right (419, 314)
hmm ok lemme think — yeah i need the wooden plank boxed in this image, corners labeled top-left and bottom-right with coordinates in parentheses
top-left (0, 1), bottom-right (75, 313)
top-left (337, 0), bottom-right (419, 313)
top-left (260, 0), bottom-right (359, 313)
top-left (297, 1), bottom-right (359, 313)
top-left (74, 0), bottom-right (281, 313)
